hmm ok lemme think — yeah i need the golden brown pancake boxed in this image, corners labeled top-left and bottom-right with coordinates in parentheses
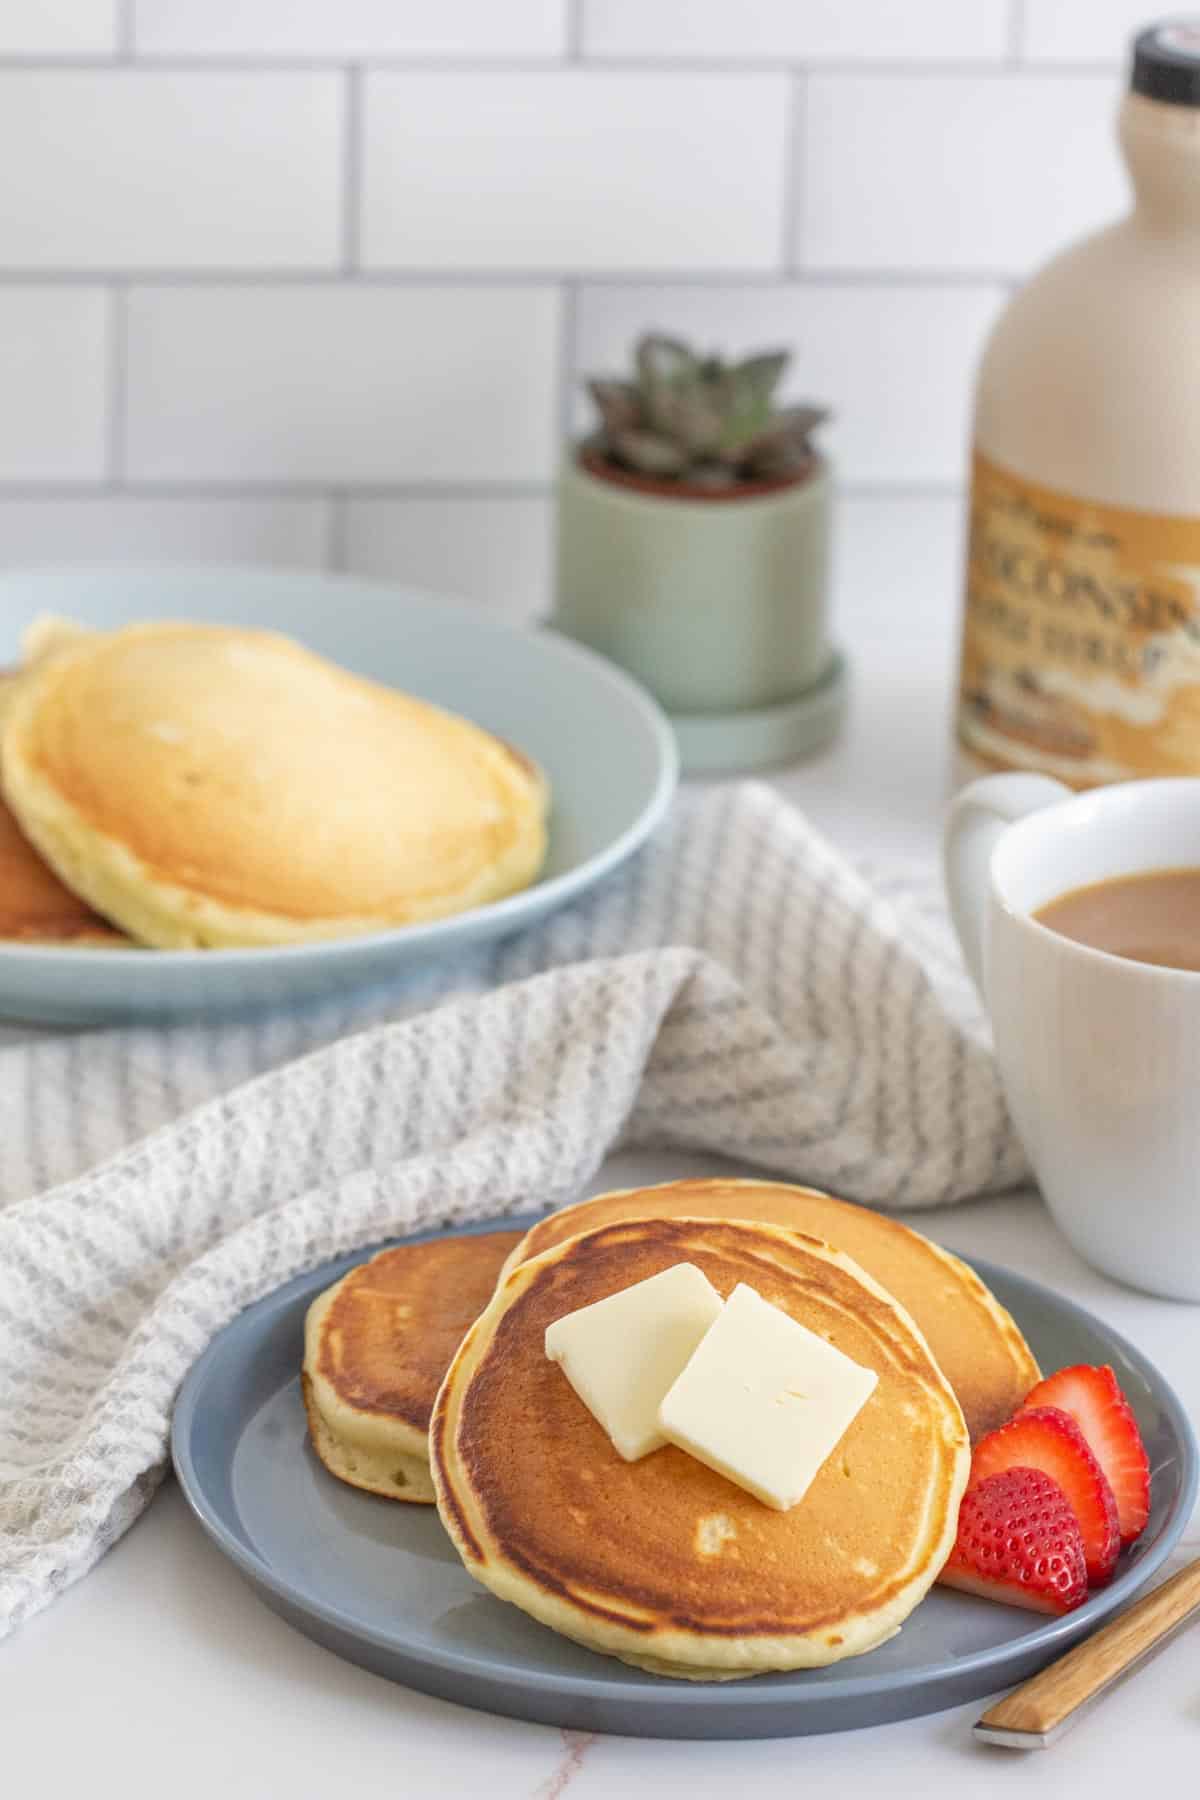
top-left (0, 670), bottom-right (126, 945)
top-left (1, 621), bottom-right (548, 949)
top-left (433, 1216), bottom-right (970, 1679)
top-left (503, 1181), bottom-right (1039, 1443)
top-left (302, 1229), bottom-right (524, 1503)
top-left (0, 791), bottom-right (127, 944)
top-left (20, 613), bottom-right (98, 666)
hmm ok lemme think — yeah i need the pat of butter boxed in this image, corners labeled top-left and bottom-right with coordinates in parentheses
top-left (544, 1262), bottom-right (723, 1461)
top-left (658, 1283), bottom-right (878, 1511)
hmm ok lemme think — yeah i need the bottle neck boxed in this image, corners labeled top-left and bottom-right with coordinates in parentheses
top-left (1120, 92), bottom-right (1200, 234)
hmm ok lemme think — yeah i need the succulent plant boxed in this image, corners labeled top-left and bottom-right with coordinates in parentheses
top-left (584, 334), bottom-right (828, 490)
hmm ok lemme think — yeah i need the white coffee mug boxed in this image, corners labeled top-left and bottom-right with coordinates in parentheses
top-left (944, 773), bottom-right (1200, 1302)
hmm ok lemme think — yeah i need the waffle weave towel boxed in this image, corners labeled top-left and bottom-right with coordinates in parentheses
top-left (0, 782), bottom-right (1026, 1639)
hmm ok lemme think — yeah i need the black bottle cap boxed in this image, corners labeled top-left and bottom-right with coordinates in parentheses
top-left (1132, 20), bottom-right (1200, 107)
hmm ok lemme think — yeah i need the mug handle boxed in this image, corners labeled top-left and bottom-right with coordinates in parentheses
top-left (943, 773), bottom-right (1071, 996)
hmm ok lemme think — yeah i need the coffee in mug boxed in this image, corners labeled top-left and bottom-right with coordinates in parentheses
top-left (1035, 868), bottom-right (1200, 972)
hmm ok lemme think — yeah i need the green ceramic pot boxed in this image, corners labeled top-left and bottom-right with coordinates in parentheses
top-left (550, 451), bottom-right (841, 772)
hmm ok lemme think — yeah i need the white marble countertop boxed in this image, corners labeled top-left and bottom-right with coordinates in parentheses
top-left (6, 507), bottom-right (1199, 1795)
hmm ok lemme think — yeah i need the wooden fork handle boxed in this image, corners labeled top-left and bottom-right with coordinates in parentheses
top-left (974, 1556), bottom-right (1200, 1748)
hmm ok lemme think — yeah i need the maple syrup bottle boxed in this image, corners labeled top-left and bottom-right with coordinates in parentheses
top-left (957, 21), bottom-right (1200, 787)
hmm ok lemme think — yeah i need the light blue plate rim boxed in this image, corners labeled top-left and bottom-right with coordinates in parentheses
top-left (171, 1215), bottom-right (1199, 1731)
top-left (0, 566), bottom-right (679, 967)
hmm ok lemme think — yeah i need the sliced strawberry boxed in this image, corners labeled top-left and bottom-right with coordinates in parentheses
top-left (941, 1467), bottom-right (1089, 1614)
top-left (1021, 1365), bottom-right (1150, 1547)
top-left (970, 1405), bottom-right (1120, 1585)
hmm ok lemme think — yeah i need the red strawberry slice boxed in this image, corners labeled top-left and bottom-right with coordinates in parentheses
top-left (970, 1405), bottom-right (1120, 1584)
top-left (941, 1467), bottom-right (1088, 1614)
top-left (1020, 1365), bottom-right (1150, 1547)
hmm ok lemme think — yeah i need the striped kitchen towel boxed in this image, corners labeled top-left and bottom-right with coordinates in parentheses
top-left (0, 782), bottom-right (1026, 1639)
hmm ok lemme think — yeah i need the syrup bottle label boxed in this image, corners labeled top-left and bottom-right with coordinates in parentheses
top-left (958, 450), bottom-right (1200, 784)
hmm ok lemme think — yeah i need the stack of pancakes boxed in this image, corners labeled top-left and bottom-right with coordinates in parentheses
top-left (0, 663), bottom-right (126, 944)
top-left (303, 1230), bottom-right (524, 1503)
top-left (303, 1178), bottom-right (1040, 1680)
top-left (0, 615), bottom-right (547, 949)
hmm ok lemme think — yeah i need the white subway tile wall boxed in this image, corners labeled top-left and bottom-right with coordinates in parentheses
top-left (344, 499), bottom-right (555, 622)
top-left (1021, 1), bottom-right (1159, 62)
top-left (0, 72), bottom-right (343, 271)
top-left (0, 498), bottom-right (328, 566)
top-left (0, 0), bottom-right (1151, 619)
top-left (0, 289), bottom-right (110, 481)
top-left (124, 287), bottom-right (561, 482)
top-left (0, 0), bottom-right (116, 55)
top-left (802, 74), bottom-right (1125, 274)
top-left (362, 73), bottom-right (790, 271)
top-left (580, 0), bottom-right (1011, 63)
top-left (132, 1), bottom-right (568, 59)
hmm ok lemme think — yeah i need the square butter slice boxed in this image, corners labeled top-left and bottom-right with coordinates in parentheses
top-left (658, 1282), bottom-right (878, 1510)
top-left (544, 1262), bottom-right (723, 1461)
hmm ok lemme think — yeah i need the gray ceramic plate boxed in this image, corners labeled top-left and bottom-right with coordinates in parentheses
top-left (172, 1217), bottom-right (1198, 1740)
top-left (0, 566), bottom-right (676, 1025)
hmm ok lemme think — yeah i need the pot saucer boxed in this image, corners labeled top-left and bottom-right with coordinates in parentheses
top-left (670, 650), bottom-right (847, 776)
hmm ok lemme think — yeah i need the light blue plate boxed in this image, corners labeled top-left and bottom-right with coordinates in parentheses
top-left (172, 1217), bottom-right (1198, 1740)
top-left (0, 566), bottom-right (676, 1023)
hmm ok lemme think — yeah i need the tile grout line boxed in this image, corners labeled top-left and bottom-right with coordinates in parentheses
top-left (0, 268), bottom-right (1017, 289)
top-left (782, 70), bottom-right (805, 274)
top-left (1008, 0), bottom-right (1026, 66)
top-left (106, 283), bottom-right (128, 484)
top-left (557, 280), bottom-right (579, 451)
top-left (0, 53), bottom-right (1125, 75)
top-left (341, 65), bottom-right (362, 273)
top-left (116, 0), bottom-right (135, 61)
top-left (325, 493), bottom-right (348, 571)
top-left (565, 0), bottom-right (584, 61)
top-left (562, 54), bottom-right (1116, 77)
top-left (0, 479), bottom-right (964, 502)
